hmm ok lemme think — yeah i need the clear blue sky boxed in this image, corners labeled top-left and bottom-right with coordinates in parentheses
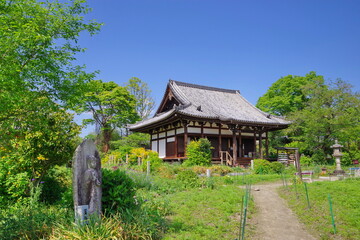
top-left (74, 0), bottom-right (360, 136)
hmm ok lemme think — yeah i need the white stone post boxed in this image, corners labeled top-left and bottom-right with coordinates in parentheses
top-left (147, 160), bottom-right (151, 176)
top-left (206, 169), bottom-right (211, 177)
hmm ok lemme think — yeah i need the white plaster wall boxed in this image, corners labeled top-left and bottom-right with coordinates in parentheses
top-left (159, 132), bottom-right (166, 138)
top-left (167, 137), bottom-right (175, 142)
top-left (151, 140), bottom-right (158, 152)
top-left (204, 128), bottom-right (219, 134)
top-left (177, 128), bottom-right (184, 134)
top-left (158, 139), bottom-right (166, 158)
top-left (221, 129), bottom-right (233, 135)
top-left (167, 130), bottom-right (175, 136)
top-left (152, 134), bottom-right (157, 140)
top-left (188, 127), bottom-right (201, 134)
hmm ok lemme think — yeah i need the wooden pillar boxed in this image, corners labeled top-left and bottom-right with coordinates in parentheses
top-left (238, 128), bottom-right (242, 158)
top-left (265, 131), bottom-right (269, 158)
top-left (174, 127), bottom-right (178, 157)
top-left (183, 121), bottom-right (188, 153)
top-left (165, 127), bottom-right (168, 158)
top-left (200, 122), bottom-right (204, 138)
top-left (218, 123), bottom-right (222, 158)
top-left (259, 131), bottom-right (263, 159)
top-left (149, 131), bottom-right (153, 151)
top-left (253, 128), bottom-right (257, 158)
top-left (232, 128), bottom-right (238, 164)
top-left (157, 130), bottom-right (159, 153)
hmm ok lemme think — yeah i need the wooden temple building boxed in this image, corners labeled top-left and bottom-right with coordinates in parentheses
top-left (128, 80), bottom-right (291, 166)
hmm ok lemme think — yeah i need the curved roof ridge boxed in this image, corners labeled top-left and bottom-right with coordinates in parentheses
top-left (170, 80), bottom-right (240, 94)
top-left (169, 80), bottom-right (191, 105)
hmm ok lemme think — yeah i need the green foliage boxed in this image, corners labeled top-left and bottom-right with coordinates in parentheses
top-left (101, 168), bottom-right (137, 215)
top-left (0, 0), bottom-right (101, 114)
top-left (183, 138), bottom-right (212, 166)
top-left (80, 80), bottom-right (140, 152)
top-left (342, 150), bottom-right (360, 166)
top-left (40, 166), bottom-right (72, 204)
top-left (258, 72), bottom-right (360, 162)
top-left (0, 96), bottom-right (80, 201)
top-left (311, 150), bottom-right (327, 165)
top-left (288, 79), bottom-right (360, 159)
top-left (50, 213), bottom-right (152, 240)
top-left (141, 151), bottom-right (163, 172)
top-left (253, 159), bottom-right (272, 174)
top-left (253, 159), bottom-right (286, 174)
top-left (300, 155), bottom-right (312, 167)
top-left (110, 132), bottom-right (150, 150)
top-left (256, 71), bottom-right (322, 116)
top-left (176, 170), bottom-right (200, 188)
top-left (0, 186), bottom-right (72, 240)
top-left (0, 0), bottom-right (88, 198)
top-left (270, 161), bottom-right (285, 174)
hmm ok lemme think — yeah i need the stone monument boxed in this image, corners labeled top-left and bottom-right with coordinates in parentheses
top-left (73, 139), bottom-right (102, 223)
top-left (331, 140), bottom-right (345, 175)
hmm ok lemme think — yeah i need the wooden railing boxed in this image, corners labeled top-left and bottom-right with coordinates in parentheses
top-left (220, 151), bottom-right (233, 166)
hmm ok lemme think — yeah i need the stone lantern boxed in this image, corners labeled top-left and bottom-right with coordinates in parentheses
top-left (331, 140), bottom-right (345, 175)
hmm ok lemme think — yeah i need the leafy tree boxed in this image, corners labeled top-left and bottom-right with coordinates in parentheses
top-left (0, 0), bottom-right (99, 201)
top-left (257, 72), bottom-right (360, 164)
top-left (288, 78), bottom-right (360, 158)
top-left (125, 77), bottom-right (155, 119)
top-left (256, 71), bottom-right (323, 116)
top-left (110, 132), bottom-right (150, 150)
top-left (0, 93), bottom-right (81, 200)
top-left (0, 0), bottom-right (101, 115)
top-left (81, 80), bottom-right (139, 152)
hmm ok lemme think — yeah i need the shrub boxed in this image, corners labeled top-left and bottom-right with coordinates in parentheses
top-left (129, 147), bottom-right (147, 165)
top-left (270, 162), bottom-right (285, 174)
top-left (183, 138), bottom-right (212, 166)
top-left (0, 187), bottom-right (72, 240)
top-left (102, 151), bottom-right (123, 165)
top-left (157, 164), bottom-right (177, 179)
top-left (253, 159), bottom-right (272, 174)
top-left (141, 151), bottom-right (163, 172)
top-left (50, 213), bottom-right (151, 240)
top-left (211, 165), bottom-right (233, 175)
top-left (300, 155), bottom-right (312, 166)
top-left (311, 150), bottom-right (327, 165)
top-left (176, 170), bottom-right (200, 188)
top-left (102, 169), bottom-right (137, 215)
top-left (40, 165), bottom-right (71, 204)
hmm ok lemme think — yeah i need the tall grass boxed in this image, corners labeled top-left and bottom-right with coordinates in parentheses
top-left (279, 178), bottom-right (360, 239)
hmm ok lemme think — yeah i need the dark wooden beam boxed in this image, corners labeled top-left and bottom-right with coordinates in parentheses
top-left (266, 131), bottom-right (269, 158)
top-left (232, 128), bottom-right (237, 164)
top-left (259, 131), bottom-right (263, 159)
top-left (238, 127), bottom-right (242, 158)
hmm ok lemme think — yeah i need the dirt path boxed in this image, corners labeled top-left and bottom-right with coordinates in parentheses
top-left (250, 182), bottom-right (316, 240)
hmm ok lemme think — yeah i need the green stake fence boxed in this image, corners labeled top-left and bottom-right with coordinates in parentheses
top-left (328, 194), bottom-right (337, 234)
top-left (238, 182), bottom-right (251, 240)
top-left (293, 178), bottom-right (299, 199)
top-left (303, 182), bottom-right (311, 209)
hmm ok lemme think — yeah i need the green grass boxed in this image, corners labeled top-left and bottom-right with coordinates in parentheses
top-left (162, 185), bottom-right (244, 240)
top-left (279, 178), bottom-right (360, 240)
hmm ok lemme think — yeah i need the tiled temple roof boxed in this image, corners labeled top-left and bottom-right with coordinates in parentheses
top-left (128, 80), bottom-right (291, 131)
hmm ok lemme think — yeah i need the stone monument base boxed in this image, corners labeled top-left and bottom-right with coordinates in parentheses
top-left (333, 169), bottom-right (345, 175)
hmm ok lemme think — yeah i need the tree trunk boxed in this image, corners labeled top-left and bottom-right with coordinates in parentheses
top-left (102, 127), bottom-right (112, 153)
